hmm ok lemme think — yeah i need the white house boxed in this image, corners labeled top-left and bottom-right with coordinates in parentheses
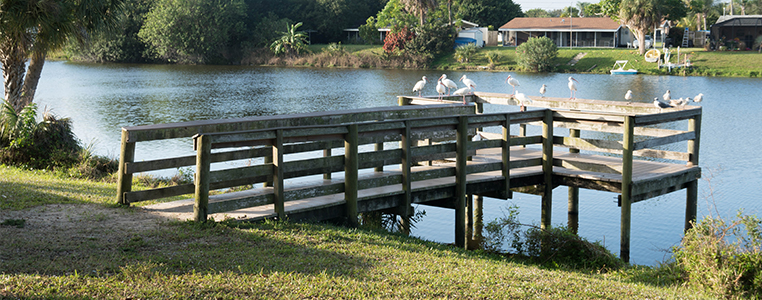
top-left (498, 17), bottom-right (632, 48)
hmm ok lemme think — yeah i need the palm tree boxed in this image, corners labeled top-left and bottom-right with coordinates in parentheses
top-left (270, 22), bottom-right (309, 57)
top-left (0, 0), bottom-right (124, 113)
top-left (620, 0), bottom-right (663, 54)
top-left (400, 0), bottom-right (438, 26)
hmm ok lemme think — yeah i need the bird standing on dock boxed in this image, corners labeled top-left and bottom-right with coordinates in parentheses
top-left (439, 74), bottom-right (457, 95)
top-left (515, 91), bottom-right (532, 112)
top-left (653, 97), bottom-right (671, 109)
top-left (505, 75), bottom-right (520, 96)
top-left (670, 97), bottom-right (690, 109)
top-left (436, 79), bottom-right (447, 101)
top-left (539, 84), bottom-right (547, 98)
top-left (663, 90), bottom-right (671, 103)
top-left (453, 87), bottom-right (471, 104)
top-left (459, 75), bottom-right (477, 90)
top-left (568, 77), bottom-right (579, 99)
top-left (472, 132), bottom-right (487, 141)
top-left (412, 76), bottom-right (427, 97)
top-left (624, 90), bottom-right (633, 104)
top-left (693, 93), bottom-right (703, 103)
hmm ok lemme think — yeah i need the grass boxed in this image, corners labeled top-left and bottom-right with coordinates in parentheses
top-left (0, 164), bottom-right (709, 298)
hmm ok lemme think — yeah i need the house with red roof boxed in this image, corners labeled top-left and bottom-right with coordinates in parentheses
top-left (498, 17), bottom-right (634, 48)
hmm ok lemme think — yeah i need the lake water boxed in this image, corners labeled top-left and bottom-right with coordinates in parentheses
top-left (29, 61), bottom-right (762, 265)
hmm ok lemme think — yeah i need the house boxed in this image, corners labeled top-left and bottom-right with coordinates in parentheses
top-left (710, 15), bottom-right (762, 50)
top-left (343, 26), bottom-right (391, 44)
top-left (498, 17), bottom-right (632, 48)
top-left (343, 19), bottom-right (486, 45)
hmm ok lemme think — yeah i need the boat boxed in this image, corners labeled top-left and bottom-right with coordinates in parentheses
top-left (644, 49), bottom-right (660, 63)
top-left (610, 60), bottom-right (638, 75)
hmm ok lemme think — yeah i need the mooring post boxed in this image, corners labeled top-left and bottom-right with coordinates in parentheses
top-left (541, 109), bottom-right (554, 230)
top-left (686, 113), bottom-right (701, 230)
top-left (502, 113), bottom-right (512, 199)
top-left (194, 134), bottom-right (211, 222)
top-left (620, 115), bottom-right (635, 263)
top-left (273, 129), bottom-right (285, 220)
top-left (400, 121), bottom-right (413, 234)
top-left (568, 129), bottom-right (581, 234)
top-left (344, 124), bottom-right (359, 227)
top-left (116, 129), bottom-right (135, 205)
top-left (455, 116), bottom-right (469, 249)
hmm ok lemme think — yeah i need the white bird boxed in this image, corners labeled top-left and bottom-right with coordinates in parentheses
top-left (515, 91), bottom-right (532, 111)
top-left (663, 90), bottom-right (671, 103)
top-left (440, 74), bottom-right (458, 95)
top-left (539, 84), bottom-right (547, 98)
top-left (460, 75), bottom-right (477, 90)
top-left (436, 79), bottom-right (447, 101)
top-left (412, 76), bottom-right (427, 97)
top-left (471, 132), bottom-right (487, 142)
top-left (505, 75), bottom-right (520, 96)
top-left (670, 97), bottom-right (690, 109)
top-left (568, 77), bottom-right (579, 99)
top-left (625, 90), bottom-right (633, 103)
top-left (453, 87), bottom-right (471, 104)
top-left (693, 93), bottom-right (703, 103)
top-left (653, 97), bottom-right (671, 109)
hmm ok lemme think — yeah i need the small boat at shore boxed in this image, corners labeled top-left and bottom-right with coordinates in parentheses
top-left (610, 60), bottom-right (638, 75)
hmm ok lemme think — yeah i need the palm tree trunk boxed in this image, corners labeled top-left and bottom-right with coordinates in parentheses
top-left (0, 42), bottom-right (29, 113)
top-left (20, 51), bottom-right (47, 110)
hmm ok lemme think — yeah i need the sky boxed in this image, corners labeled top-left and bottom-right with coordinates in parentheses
top-left (515, 0), bottom-right (597, 12)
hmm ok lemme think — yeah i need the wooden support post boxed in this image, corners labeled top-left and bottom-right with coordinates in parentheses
top-left (686, 114), bottom-right (701, 230)
top-left (519, 124), bottom-right (527, 148)
top-left (466, 194), bottom-right (474, 249)
top-left (502, 114), bottom-right (512, 199)
top-left (455, 116), bottom-right (469, 249)
top-left (541, 109), bottom-right (554, 230)
top-left (264, 150), bottom-right (273, 188)
top-left (194, 134), bottom-right (211, 222)
top-left (400, 121), bottom-right (412, 234)
top-left (473, 195), bottom-right (484, 249)
top-left (273, 130), bottom-right (285, 220)
top-left (116, 129), bottom-right (135, 205)
top-left (620, 115), bottom-right (635, 263)
top-left (344, 124), bottom-right (359, 227)
top-left (568, 129), bottom-right (580, 234)
top-left (375, 142), bottom-right (384, 172)
top-left (323, 147), bottom-right (332, 180)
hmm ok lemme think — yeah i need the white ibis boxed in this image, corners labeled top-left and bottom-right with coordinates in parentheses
top-left (460, 75), bottom-right (477, 90)
top-left (505, 75), bottom-right (520, 96)
top-left (663, 90), bottom-right (671, 103)
top-left (439, 74), bottom-right (457, 95)
top-left (412, 76), bottom-right (427, 97)
top-left (453, 87), bottom-right (471, 104)
top-left (539, 84), bottom-right (547, 98)
top-left (436, 79), bottom-right (447, 101)
top-left (625, 90), bottom-right (633, 103)
top-left (693, 93), bottom-right (703, 103)
top-left (515, 91), bottom-right (532, 112)
top-left (568, 77), bottom-right (579, 99)
top-left (653, 97), bottom-right (671, 109)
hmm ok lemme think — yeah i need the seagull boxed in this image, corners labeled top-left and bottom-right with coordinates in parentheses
top-left (663, 90), bottom-right (671, 103)
top-left (440, 74), bottom-right (458, 95)
top-left (625, 90), bottom-right (633, 104)
top-left (453, 86), bottom-right (471, 104)
top-left (653, 97), bottom-right (671, 109)
top-left (670, 97), bottom-right (690, 109)
top-left (460, 75), bottom-right (477, 90)
top-left (693, 93), bottom-right (703, 103)
top-left (412, 76), bottom-right (427, 97)
top-left (436, 79), bottom-right (447, 101)
top-left (539, 84), bottom-right (547, 98)
top-left (568, 77), bottom-right (579, 99)
top-left (515, 91), bottom-right (532, 112)
top-left (505, 75), bottom-right (520, 96)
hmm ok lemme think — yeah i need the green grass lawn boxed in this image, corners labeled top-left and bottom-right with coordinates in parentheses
top-left (0, 165), bottom-right (707, 299)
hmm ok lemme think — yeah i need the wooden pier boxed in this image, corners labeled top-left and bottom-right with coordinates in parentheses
top-left (116, 93), bottom-right (701, 263)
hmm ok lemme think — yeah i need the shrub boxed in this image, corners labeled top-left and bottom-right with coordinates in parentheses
top-left (404, 20), bottom-right (456, 57)
top-left (673, 211), bottom-right (762, 298)
top-left (515, 36), bottom-right (558, 72)
top-left (383, 27), bottom-right (415, 54)
top-left (454, 43), bottom-right (478, 63)
top-left (485, 51), bottom-right (500, 67)
top-left (358, 16), bottom-right (379, 45)
top-left (325, 42), bottom-right (345, 55)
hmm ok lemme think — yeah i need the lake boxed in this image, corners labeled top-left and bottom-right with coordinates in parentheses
top-left (30, 61), bottom-right (762, 265)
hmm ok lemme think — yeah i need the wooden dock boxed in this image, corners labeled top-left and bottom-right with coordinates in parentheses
top-left (117, 93), bottom-right (701, 263)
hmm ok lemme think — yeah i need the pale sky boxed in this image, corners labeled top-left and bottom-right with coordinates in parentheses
top-left (515, 0), bottom-right (600, 12)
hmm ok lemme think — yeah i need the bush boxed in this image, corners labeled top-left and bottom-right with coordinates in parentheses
top-left (383, 27), bottom-right (415, 54)
top-left (673, 212), bottom-right (762, 298)
top-left (454, 43), bottom-right (478, 63)
top-left (485, 51), bottom-right (500, 67)
top-left (404, 20), bottom-right (456, 57)
top-left (358, 16), bottom-right (379, 45)
top-left (515, 36), bottom-right (558, 72)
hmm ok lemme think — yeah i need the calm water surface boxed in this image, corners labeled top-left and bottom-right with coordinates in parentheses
top-left (33, 61), bottom-right (762, 265)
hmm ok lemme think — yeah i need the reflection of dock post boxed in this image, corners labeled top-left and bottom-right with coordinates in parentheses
top-left (620, 116), bottom-right (635, 263)
top-left (686, 113), bottom-right (701, 230)
top-left (541, 109), bottom-right (554, 229)
top-left (568, 129), bottom-right (580, 234)
top-left (455, 116), bottom-right (468, 248)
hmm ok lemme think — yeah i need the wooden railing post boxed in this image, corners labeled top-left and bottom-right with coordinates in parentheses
top-left (194, 134), bottom-right (211, 222)
top-left (502, 113), bottom-right (512, 199)
top-left (568, 128), bottom-right (581, 234)
top-left (620, 115), bottom-right (635, 263)
top-left (400, 121), bottom-right (412, 234)
top-left (375, 142), bottom-right (384, 172)
top-left (323, 146), bottom-right (332, 180)
top-left (455, 116), bottom-right (469, 249)
top-left (264, 151), bottom-right (273, 188)
top-left (541, 109), bottom-right (554, 230)
top-left (116, 129), bottom-right (135, 205)
top-left (344, 124), bottom-right (359, 227)
top-left (686, 113), bottom-right (701, 231)
top-left (273, 130), bottom-right (285, 220)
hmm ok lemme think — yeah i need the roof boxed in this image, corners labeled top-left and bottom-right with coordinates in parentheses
top-left (499, 17), bottom-right (621, 32)
top-left (450, 19), bottom-right (479, 28)
top-left (713, 15), bottom-right (762, 27)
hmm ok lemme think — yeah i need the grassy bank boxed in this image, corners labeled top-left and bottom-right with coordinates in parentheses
top-left (0, 165), bottom-right (706, 299)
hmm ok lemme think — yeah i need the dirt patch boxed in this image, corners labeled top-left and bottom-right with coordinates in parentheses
top-left (0, 203), bottom-right (165, 232)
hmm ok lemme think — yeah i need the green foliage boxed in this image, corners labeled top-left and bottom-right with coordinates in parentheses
top-left (583, 3), bottom-right (603, 16)
top-left (376, 0), bottom-right (417, 31)
top-left (515, 36), bottom-right (558, 72)
top-left (404, 20), bottom-right (456, 57)
top-left (325, 42), bottom-right (345, 55)
top-left (359, 16), bottom-right (380, 45)
top-left (250, 12), bottom-right (294, 48)
top-left (525, 8), bottom-right (551, 18)
top-left (454, 43), bottom-right (478, 63)
top-left (139, 0), bottom-right (247, 64)
top-left (457, 0), bottom-right (523, 29)
top-left (673, 211), bottom-right (762, 298)
top-left (598, 0), bottom-right (622, 20)
top-left (560, 6), bottom-right (580, 17)
top-left (0, 101), bottom-right (38, 149)
top-left (270, 22), bottom-right (310, 56)
top-left (485, 50), bottom-right (500, 67)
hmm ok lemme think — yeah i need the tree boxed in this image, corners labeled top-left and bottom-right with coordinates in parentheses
top-left (270, 22), bottom-right (309, 56)
top-left (560, 6), bottom-right (580, 17)
top-left (377, 0), bottom-right (417, 31)
top-left (0, 0), bottom-right (125, 113)
top-left (400, 0), bottom-right (438, 26)
top-left (583, 3), bottom-right (603, 16)
top-left (525, 8), bottom-right (551, 18)
top-left (457, 0), bottom-right (523, 29)
top-left (619, 0), bottom-right (664, 54)
top-left (359, 17), bottom-right (380, 44)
